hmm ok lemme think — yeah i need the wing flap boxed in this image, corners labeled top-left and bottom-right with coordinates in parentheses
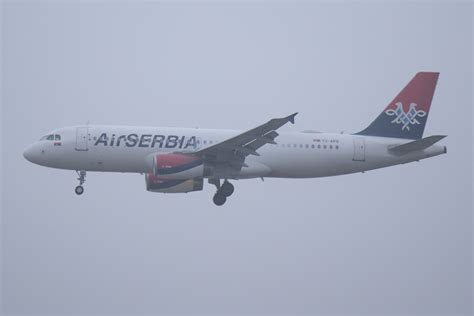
top-left (245, 131), bottom-right (279, 151)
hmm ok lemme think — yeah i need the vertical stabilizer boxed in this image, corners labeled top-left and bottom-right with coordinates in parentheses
top-left (356, 72), bottom-right (439, 139)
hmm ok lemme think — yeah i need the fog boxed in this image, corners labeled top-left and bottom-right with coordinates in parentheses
top-left (1, 2), bottom-right (472, 315)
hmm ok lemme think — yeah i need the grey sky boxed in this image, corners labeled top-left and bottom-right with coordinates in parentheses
top-left (1, 1), bottom-right (472, 315)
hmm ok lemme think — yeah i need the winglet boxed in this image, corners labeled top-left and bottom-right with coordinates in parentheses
top-left (288, 112), bottom-right (298, 124)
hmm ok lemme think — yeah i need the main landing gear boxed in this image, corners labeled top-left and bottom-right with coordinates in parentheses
top-left (209, 179), bottom-right (234, 206)
top-left (75, 170), bottom-right (86, 195)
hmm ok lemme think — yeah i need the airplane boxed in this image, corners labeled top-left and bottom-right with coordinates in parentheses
top-left (23, 72), bottom-right (447, 206)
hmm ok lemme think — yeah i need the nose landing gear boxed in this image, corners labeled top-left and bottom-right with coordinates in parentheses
top-left (75, 170), bottom-right (86, 195)
top-left (209, 179), bottom-right (234, 206)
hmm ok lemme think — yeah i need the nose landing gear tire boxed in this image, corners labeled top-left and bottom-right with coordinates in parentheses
top-left (75, 170), bottom-right (86, 195)
top-left (213, 193), bottom-right (227, 206)
top-left (75, 185), bottom-right (84, 195)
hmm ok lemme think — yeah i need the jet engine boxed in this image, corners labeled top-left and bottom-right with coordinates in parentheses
top-left (152, 153), bottom-right (204, 179)
top-left (145, 174), bottom-right (204, 193)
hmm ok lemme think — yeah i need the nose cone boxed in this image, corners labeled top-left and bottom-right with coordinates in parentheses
top-left (23, 144), bottom-right (37, 163)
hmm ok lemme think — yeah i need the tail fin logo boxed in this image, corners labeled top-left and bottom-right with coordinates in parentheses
top-left (385, 102), bottom-right (427, 131)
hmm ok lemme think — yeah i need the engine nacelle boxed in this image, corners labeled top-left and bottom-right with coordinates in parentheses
top-left (146, 174), bottom-right (203, 193)
top-left (153, 153), bottom-right (204, 179)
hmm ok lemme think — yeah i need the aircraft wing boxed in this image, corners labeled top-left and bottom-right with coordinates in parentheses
top-left (193, 112), bottom-right (297, 172)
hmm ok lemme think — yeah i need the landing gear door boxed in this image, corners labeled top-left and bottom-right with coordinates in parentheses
top-left (75, 127), bottom-right (89, 151)
top-left (353, 137), bottom-right (365, 161)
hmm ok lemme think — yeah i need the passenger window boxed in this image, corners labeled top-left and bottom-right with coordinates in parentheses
top-left (305, 144), bottom-right (309, 148)
top-left (311, 144), bottom-right (315, 149)
top-left (55, 134), bottom-right (61, 141)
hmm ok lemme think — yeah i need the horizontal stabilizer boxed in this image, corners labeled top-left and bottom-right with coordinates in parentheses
top-left (388, 135), bottom-right (446, 155)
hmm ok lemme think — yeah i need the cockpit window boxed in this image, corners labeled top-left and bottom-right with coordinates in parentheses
top-left (40, 134), bottom-right (60, 141)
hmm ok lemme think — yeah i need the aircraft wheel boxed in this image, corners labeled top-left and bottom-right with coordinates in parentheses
top-left (213, 193), bottom-right (226, 206)
top-left (221, 181), bottom-right (234, 197)
top-left (75, 185), bottom-right (84, 195)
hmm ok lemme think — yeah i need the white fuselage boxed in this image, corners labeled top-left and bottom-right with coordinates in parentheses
top-left (23, 125), bottom-right (446, 179)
